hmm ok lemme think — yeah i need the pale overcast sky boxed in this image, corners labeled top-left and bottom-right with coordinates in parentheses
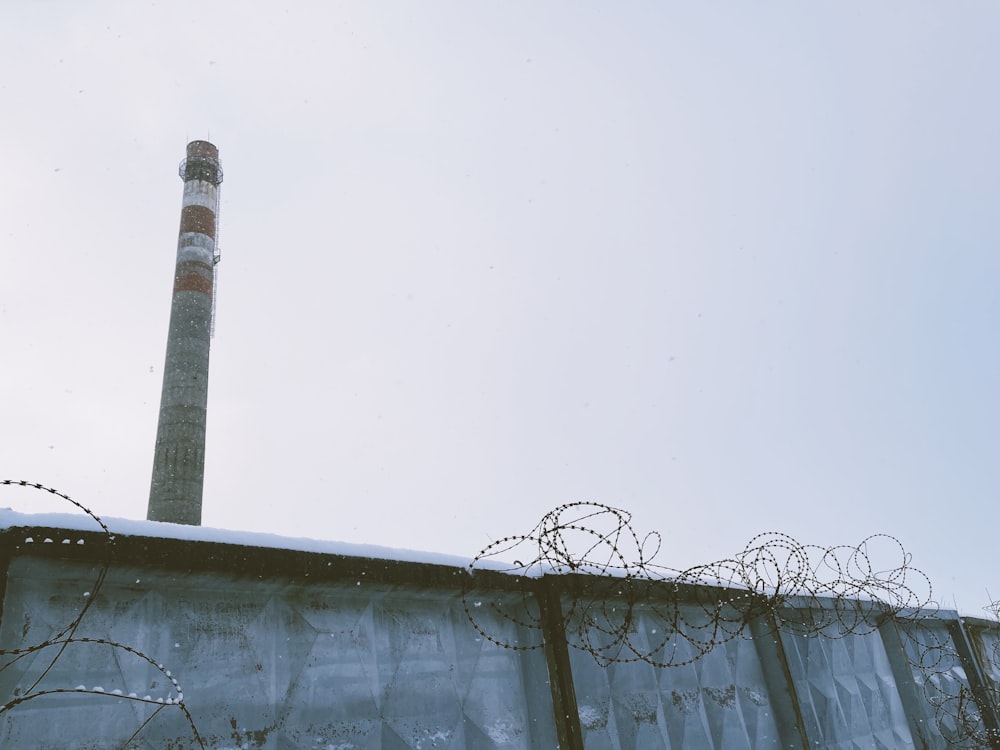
top-left (2, 2), bottom-right (998, 613)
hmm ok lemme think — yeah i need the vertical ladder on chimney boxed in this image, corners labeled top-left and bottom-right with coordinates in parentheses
top-left (210, 182), bottom-right (221, 338)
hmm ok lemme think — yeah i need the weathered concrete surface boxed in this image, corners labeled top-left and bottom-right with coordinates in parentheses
top-left (0, 537), bottom-right (555, 750)
top-left (147, 140), bottom-right (222, 526)
top-left (2, 524), bottom-right (999, 750)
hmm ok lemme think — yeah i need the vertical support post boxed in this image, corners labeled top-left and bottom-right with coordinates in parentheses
top-left (948, 618), bottom-right (1000, 748)
top-left (538, 577), bottom-right (584, 750)
top-left (0, 535), bottom-right (12, 628)
top-left (878, 617), bottom-right (946, 749)
top-left (748, 609), bottom-right (809, 749)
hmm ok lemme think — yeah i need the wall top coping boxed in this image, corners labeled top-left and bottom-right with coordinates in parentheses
top-left (0, 509), bottom-right (977, 624)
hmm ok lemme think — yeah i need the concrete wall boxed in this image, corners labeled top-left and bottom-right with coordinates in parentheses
top-left (1, 526), bottom-right (998, 749)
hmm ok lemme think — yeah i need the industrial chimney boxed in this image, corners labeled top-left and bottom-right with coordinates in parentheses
top-left (147, 140), bottom-right (223, 525)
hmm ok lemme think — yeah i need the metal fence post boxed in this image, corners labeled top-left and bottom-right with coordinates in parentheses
top-left (949, 618), bottom-right (1000, 749)
top-left (538, 576), bottom-right (584, 750)
top-left (749, 610), bottom-right (809, 749)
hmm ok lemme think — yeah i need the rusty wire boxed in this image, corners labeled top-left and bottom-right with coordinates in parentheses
top-left (464, 501), bottom-right (996, 748)
top-left (0, 480), bottom-right (204, 750)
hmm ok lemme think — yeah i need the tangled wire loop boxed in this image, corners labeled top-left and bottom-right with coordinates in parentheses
top-left (0, 480), bottom-right (205, 750)
top-left (463, 501), bottom-right (999, 748)
top-left (466, 501), bottom-right (933, 647)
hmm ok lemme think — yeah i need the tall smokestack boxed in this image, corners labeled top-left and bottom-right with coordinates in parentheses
top-left (147, 140), bottom-right (223, 525)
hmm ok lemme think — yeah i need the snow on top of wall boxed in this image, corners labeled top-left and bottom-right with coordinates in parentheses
top-left (0, 508), bottom-right (499, 571)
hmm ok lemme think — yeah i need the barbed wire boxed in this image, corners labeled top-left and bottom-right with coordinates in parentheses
top-left (969, 597), bottom-right (1000, 745)
top-left (463, 501), bottom-right (996, 748)
top-left (0, 480), bottom-right (204, 749)
top-left (892, 619), bottom-right (997, 747)
top-left (465, 502), bottom-right (934, 647)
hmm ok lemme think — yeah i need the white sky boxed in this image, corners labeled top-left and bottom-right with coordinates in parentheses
top-left (2, 2), bottom-right (998, 614)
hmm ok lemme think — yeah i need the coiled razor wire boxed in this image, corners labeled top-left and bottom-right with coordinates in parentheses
top-left (462, 501), bottom-right (999, 748)
top-left (0, 480), bottom-right (205, 750)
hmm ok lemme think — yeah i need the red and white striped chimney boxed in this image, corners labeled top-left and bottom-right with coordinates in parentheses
top-left (147, 140), bottom-right (222, 525)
